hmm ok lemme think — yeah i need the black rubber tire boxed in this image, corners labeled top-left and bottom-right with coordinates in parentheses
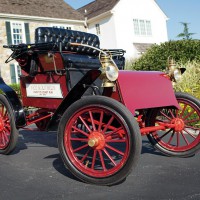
top-left (146, 92), bottom-right (200, 157)
top-left (57, 96), bottom-right (141, 186)
top-left (0, 94), bottom-right (19, 154)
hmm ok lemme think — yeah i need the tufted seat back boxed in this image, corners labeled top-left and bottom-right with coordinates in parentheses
top-left (35, 27), bottom-right (100, 55)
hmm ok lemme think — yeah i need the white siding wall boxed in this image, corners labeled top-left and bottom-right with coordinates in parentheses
top-left (88, 15), bottom-right (117, 49)
top-left (113, 0), bottom-right (168, 57)
top-left (87, 0), bottom-right (168, 58)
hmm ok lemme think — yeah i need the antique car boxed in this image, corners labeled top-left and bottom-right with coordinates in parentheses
top-left (1, 27), bottom-right (200, 186)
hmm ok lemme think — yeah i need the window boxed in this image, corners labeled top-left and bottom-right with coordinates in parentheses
top-left (5, 21), bottom-right (30, 84)
top-left (52, 25), bottom-right (73, 30)
top-left (10, 64), bottom-right (21, 84)
top-left (146, 21), bottom-right (152, 36)
top-left (10, 22), bottom-right (26, 44)
top-left (133, 19), bottom-right (152, 36)
top-left (95, 24), bottom-right (101, 35)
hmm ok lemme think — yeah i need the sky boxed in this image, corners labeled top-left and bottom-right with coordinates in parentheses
top-left (64, 0), bottom-right (200, 40)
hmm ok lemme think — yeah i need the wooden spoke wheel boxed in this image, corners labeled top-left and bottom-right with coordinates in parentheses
top-left (146, 92), bottom-right (200, 157)
top-left (0, 95), bottom-right (18, 154)
top-left (58, 96), bottom-right (141, 185)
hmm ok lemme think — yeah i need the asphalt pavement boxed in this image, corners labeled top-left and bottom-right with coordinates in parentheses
top-left (0, 128), bottom-right (200, 200)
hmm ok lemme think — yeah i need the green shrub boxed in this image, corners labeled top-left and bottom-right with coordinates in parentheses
top-left (174, 61), bottom-right (200, 99)
top-left (130, 40), bottom-right (200, 71)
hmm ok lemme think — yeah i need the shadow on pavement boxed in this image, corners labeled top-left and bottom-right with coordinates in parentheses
top-left (11, 129), bottom-right (165, 183)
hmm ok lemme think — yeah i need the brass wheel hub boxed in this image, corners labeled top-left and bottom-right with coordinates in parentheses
top-left (88, 131), bottom-right (105, 150)
top-left (171, 118), bottom-right (185, 132)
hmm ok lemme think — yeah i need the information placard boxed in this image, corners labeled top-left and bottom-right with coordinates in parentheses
top-left (26, 84), bottom-right (63, 98)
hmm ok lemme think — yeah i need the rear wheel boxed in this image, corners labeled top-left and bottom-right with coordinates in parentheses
top-left (58, 96), bottom-right (141, 185)
top-left (0, 94), bottom-right (18, 154)
top-left (146, 92), bottom-right (200, 157)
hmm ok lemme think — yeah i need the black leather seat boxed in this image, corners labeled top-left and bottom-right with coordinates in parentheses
top-left (35, 27), bottom-right (100, 55)
top-left (35, 27), bottom-right (125, 70)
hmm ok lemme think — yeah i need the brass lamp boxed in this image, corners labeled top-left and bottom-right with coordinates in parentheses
top-left (167, 56), bottom-right (186, 82)
top-left (99, 51), bottom-right (119, 87)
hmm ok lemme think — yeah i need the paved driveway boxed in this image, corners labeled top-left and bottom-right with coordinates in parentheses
top-left (0, 129), bottom-right (199, 200)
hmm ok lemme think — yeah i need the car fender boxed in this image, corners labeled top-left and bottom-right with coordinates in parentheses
top-left (116, 70), bottom-right (179, 115)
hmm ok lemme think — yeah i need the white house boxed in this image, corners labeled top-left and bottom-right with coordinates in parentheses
top-left (78, 0), bottom-right (168, 58)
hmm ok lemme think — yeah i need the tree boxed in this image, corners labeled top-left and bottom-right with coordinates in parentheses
top-left (177, 22), bottom-right (195, 40)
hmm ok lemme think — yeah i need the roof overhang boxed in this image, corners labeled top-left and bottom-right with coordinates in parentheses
top-left (87, 10), bottom-right (113, 24)
top-left (0, 13), bottom-right (85, 24)
top-left (133, 43), bottom-right (154, 54)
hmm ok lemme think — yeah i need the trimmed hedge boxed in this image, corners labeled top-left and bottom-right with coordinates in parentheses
top-left (131, 40), bottom-right (200, 71)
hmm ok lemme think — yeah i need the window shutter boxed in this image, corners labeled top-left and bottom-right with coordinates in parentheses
top-left (24, 23), bottom-right (30, 44)
top-left (10, 64), bottom-right (16, 84)
top-left (5, 21), bottom-right (12, 45)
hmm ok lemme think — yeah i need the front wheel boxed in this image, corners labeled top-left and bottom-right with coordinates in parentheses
top-left (146, 92), bottom-right (200, 157)
top-left (58, 96), bottom-right (141, 185)
top-left (0, 94), bottom-right (19, 154)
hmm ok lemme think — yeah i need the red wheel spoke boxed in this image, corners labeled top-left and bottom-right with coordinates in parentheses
top-left (72, 126), bottom-right (89, 137)
top-left (73, 144), bottom-right (88, 153)
top-left (160, 128), bottom-right (173, 139)
top-left (160, 111), bottom-right (172, 121)
top-left (185, 125), bottom-right (200, 131)
top-left (1, 132), bottom-right (7, 146)
top-left (105, 127), bottom-right (123, 138)
top-left (91, 119), bottom-right (116, 131)
top-left (185, 118), bottom-right (200, 124)
top-left (102, 116), bottom-right (114, 133)
top-left (180, 131), bottom-right (189, 145)
top-left (179, 104), bottom-right (187, 118)
top-left (0, 133), bottom-right (4, 146)
top-left (89, 111), bottom-right (96, 131)
top-left (103, 148), bottom-right (117, 166)
top-left (70, 138), bottom-right (88, 142)
top-left (2, 131), bottom-right (9, 144)
top-left (79, 116), bottom-right (92, 133)
top-left (80, 149), bottom-right (91, 163)
top-left (105, 144), bottom-right (124, 156)
top-left (4, 117), bottom-right (10, 124)
top-left (183, 128), bottom-right (197, 139)
top-left (106, 139), bottom-right (126, 143)
top-left (98, 150), bottom-right (106, 171)
top-left (183, 110), bottom-right (196, 121)
top-left (169, 109), bottom-right (176, 119)
top-left (98, 111), bottom-right (104, 132)
top-left (91, 150), bottom-right (97, 169)
top-left (4, 125), bottom-right (11, 133)
top-left (167, 131), bottom-right (175, 145)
